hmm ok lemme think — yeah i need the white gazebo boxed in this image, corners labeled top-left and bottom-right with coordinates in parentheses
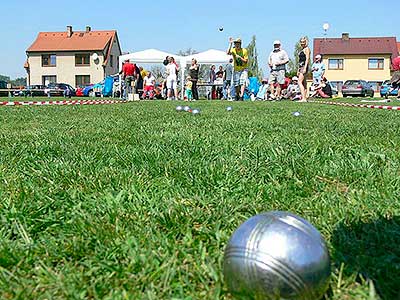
top-left (118, 48), bottom-right (232, 99)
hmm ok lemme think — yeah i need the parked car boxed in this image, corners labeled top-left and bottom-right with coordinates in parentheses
top-left (15, 85), bottom-right (47, 97)
top-left (342, 80), bottom-right (374, 97)
top-left (45, 83), bottom-right (76, 97)
top-left (380, 80), bottom-right (399, 98)
top-left (76, 84), bottom-right (95, 97)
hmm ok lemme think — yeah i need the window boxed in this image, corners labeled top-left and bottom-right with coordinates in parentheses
top-left (110, 55), bottom-right (113, 67)
top-left (75, 54), bottom-right (90, 66)
top-left (42, 75), bottom-right (57, 85)
top-left (42, 54), bottom-right (56, 67)
top-left (368, 58), bottom-right (384, 70)
top-left (75, 75), bottom-right (91, 87)
top-left (328, 59), bottom-right (344, 70)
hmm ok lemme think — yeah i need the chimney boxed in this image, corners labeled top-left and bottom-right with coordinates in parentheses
top-left (67, 25), bottom-right (73, 37)
top-left (85, 26), bottom-right (91, 33)
top-left (342, 33), bottom-right (350, 41)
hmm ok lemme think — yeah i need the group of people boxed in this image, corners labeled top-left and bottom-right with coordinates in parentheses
top-left (122, 35), bottom-right (400, 102)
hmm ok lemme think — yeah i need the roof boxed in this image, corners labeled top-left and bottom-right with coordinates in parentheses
top-left (398, 42), bottom-right (400, 55)
top-left (185, 49), bottom-right (232, 64)
top-left (313, 37), bottom-right (398, 58)
top-left (119, 49), bottom-right (182, 66)
top-left (27, 30), bottom-right (117, 52)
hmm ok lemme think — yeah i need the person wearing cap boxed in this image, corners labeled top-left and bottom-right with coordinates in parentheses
top-left (227, 37), bottom-right (249, 101)
top-left (297, 37), bottom-right (311, 101)
top-left (311, 54), bottom-right (325, 87)
top-left (268, 40), bottom-right (289, 100)
top-left (287, 76), bottom-right (301, 100)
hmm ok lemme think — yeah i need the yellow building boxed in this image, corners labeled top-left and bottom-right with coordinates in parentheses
top-left (313, 33), bottom-right (398, 94)
top-left (25, 26), bottom-right (122, 88)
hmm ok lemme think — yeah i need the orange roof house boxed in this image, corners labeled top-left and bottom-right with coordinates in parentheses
top-left (25, 26), bottom-right (122, 87)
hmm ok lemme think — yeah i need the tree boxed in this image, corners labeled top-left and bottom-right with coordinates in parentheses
top-left (0, 75), bottom-right (10, 82)
top-left (246, 36), bottom-right (263, 80)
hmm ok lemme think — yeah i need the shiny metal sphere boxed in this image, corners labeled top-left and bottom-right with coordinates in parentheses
top-left (176, 105), bottom-right (183, 111)
top-left (183, 105), bottom-right (191, 112)
top-left (224, 211), bottom-right (331, 300)
top-left (192, 108), bottom-right (200, 115)
top-left (227, 106), bottom-right (233, 111)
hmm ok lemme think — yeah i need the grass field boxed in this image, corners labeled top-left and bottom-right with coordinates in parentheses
top-left (1, 98), bottom-right (400, 300)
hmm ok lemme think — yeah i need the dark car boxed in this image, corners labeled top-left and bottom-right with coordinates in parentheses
top-left (342, 80), bottom-right (374, 97)
top-left (14, 85), bottom-right (47, 97)
top-left (45, 83), bottom-right (76, 97)
top-left (0, 80), bottom-right (8, 97)
top-left (380, 80), bottom-right (399, 98)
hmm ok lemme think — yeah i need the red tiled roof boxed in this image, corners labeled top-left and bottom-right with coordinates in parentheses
top-left (27, 30), bottom-right (117, 52)
top-left (313, 37), bottom-right (398, 59)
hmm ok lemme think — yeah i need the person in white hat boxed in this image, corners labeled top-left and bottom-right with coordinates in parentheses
top-left (268, 40), bottom-right (289, 100)
top-left (311, 54), bottom-right (325, 86)
top-left (287, 76), bottom-right (301, 100)
top-left (227, 37), bottom-right (249, 101)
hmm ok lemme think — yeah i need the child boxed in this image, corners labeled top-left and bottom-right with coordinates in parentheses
top-left (185, 76), bottom-right (193, 101)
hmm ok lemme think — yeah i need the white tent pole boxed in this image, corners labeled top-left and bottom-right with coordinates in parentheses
top-left (180, 58), bottom-right (186, 100)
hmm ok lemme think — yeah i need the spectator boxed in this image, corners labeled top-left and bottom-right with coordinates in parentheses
top-left (311, 54), bottom-right (325, 86)
top-left (165, 56), bottom-right (179, 100)
top-left (223, 58), bottom-right (233, 100)
top-left (268, 40), bottom-right (289, 100)
top-left (215, 65), bottom-right (224, 98)
top-left (216, 65), bottom-right (224, 78)
top-left (256, 78), bottom-right (269, 100)
top-left (390, 55), bottom-right (400, 99)
top-left (122, 59), bottom-right (135, 99)
top-left (139, 67), bottom-right (148, 81)
top-left (189, 58), bottom-right (199, 100)
top-left (311, 77), bottom-right (332, 98)
top-left (297, 37), bottom-right (311, 102)
top-left (143, 71), bottom-right (156, 99)
top-left (208, 65), bottom-right (217, 99)
top-left (133, 64), bottom-right (143, 95)
top-left (185, 76), bottom-right (193, 101)
top-left (286, 76), bottom-right (301, 100)
top-left (227, 37), bottom-right (249, 101)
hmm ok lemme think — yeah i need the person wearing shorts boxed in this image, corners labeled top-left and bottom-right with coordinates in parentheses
top-left (165, 56), bottom-right (179, 100)
top-left (268, 40), bottom-right (289, 100)
top-left (390, 55), bottom-right (400, 99)
top-left (227, 37), bottom-right (248, 101)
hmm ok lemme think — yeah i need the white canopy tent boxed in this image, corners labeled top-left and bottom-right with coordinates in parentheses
top-left (118, 48), bottom-right (232, 99)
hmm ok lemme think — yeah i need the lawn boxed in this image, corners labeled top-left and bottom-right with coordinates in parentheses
top-left (1, 98), bottom-right (400, 300)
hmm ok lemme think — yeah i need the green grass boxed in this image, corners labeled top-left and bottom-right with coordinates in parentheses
top-left (1, 98), bottom-right (400, 299)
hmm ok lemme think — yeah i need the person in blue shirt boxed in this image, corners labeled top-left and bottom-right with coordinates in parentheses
top-left (311, 54), bottom-right (325, 85)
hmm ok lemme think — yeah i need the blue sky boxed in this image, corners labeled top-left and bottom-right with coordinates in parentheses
top-left (1, 0), bottom-right (398, 78)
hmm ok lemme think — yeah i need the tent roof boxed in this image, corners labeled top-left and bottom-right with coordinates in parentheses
top-left (119, 49), bottom-right (183, 64)
top-left (186, 49), bottom-right (232, 64)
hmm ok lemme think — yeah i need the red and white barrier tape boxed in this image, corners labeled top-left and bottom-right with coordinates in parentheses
top-left (0, 99), bottom-right (128, 107)
top-left (307, 100), bottom-right (400, 111)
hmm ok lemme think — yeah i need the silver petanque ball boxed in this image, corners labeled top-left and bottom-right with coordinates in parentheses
top-left (227, 106), bottom-right (233, 112)
top-left (183, 105), bottom-right (191, 112)
top-left (192, 108), bottom-right (201, 115)
top-left (292, 111), bottom-right (301, 117)
top-left (176, 105), bottom-right (183, 112)
top-left (224, 211), bottom-right (331, 300)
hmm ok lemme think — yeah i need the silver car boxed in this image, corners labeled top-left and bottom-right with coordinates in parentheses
top-left (342, 80), bottom-right (374, 97)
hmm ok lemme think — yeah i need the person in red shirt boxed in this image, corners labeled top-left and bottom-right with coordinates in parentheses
top-left (391, 56), bottom-right (400, 99)
top-left (122, 60), bottom-right (135, 99)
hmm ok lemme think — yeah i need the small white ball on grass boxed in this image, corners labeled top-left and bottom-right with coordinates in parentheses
top-left (226, 106), bottom-right (233, 112)
top-left (176, 105), bottom-right (183, 112)
top-left (292, 111), bottom-right (301, 117)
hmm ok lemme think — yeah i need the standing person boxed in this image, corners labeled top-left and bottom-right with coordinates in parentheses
top-left (227, 37), bottom-right (248, 101)
top-left (208, 65), bottom-right (217, 99)
top-left (223, 58), bottom-right (233, 100)
top-left (268, 40), bottom-right (289, 100)
top-left (297, 37), bottom-right (311, 102)
top-left (165, 56), bottom-right (179, 100)
top-left (122, 59), bottom-right (135, 99)
top-left (185, 76), bottom-right (193, 101)
top-left (390, 55), bottom-right (400, 99)
top-left (189, 58), bottom-right (199, 100)
top-left (311, 54), bottom-right (325, 86)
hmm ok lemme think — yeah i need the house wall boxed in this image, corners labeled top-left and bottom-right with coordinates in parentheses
top-left (322, 54), bottom-right (392, 82)
top-left (104, 37), bottom-right (121, 76)
top-left (27, 51), bottom-right (106, 87)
